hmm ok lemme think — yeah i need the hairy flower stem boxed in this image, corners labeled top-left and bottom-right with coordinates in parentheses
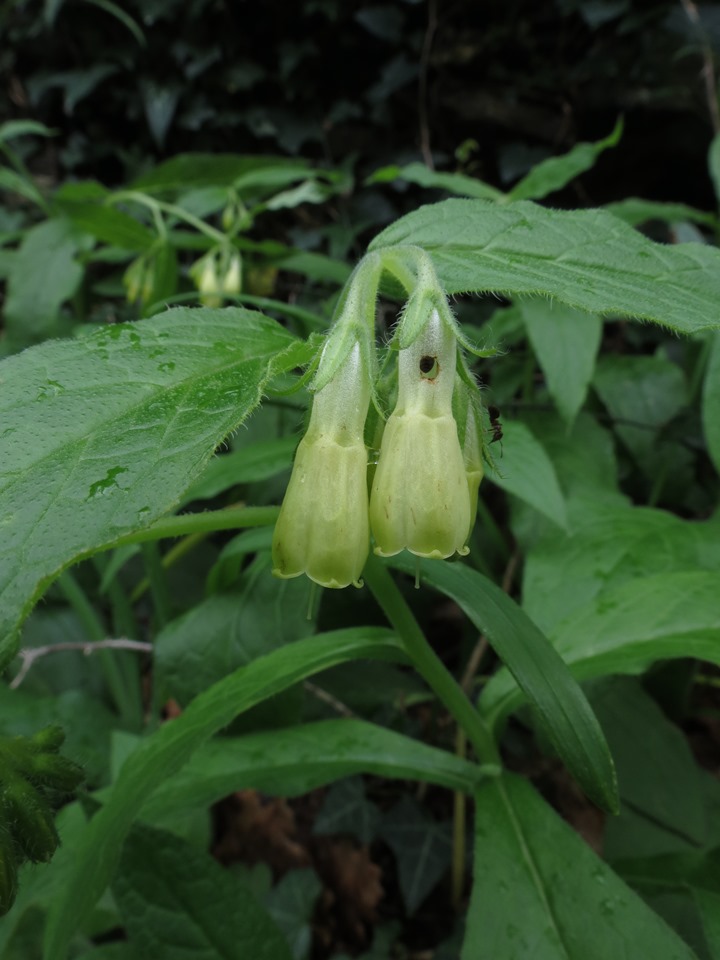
top-left (363, 554), bottom-right (500, 765)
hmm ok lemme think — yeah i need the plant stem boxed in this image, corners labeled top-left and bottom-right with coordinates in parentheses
top-left (363, 554), bottom-right (500, 764)
top-left (57, 571), bottom-right (136, 722)
top-left (140, 542), bottom-right (172, 629)
top-left (108, 191), bottom-right (226, 244)
top-left (131, 531), bottom-right (208, 603)
top-left (452, 725), bottom-right (468, 907)
top-left (91, 555), bottom-right (144, 727)
top-left (112, 505), bottom-right (279, 547)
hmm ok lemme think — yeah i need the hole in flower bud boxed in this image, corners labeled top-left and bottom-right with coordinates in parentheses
top-left (419, 355), bottom-right (439, 379)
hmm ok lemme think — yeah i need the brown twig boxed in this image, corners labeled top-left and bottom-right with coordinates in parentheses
top-left (303, 681), bottom-right (355, 718)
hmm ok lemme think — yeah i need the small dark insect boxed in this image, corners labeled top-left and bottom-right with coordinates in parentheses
top-left (419, 354), bottom-right (437, 375)
top-left (488, 404), bottom-right (503, 444)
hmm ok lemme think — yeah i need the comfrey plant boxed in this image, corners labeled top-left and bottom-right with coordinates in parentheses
top-left (272, 251), bottom-right (488, 588)
top-left (4, 188), bottom-right (720, 960)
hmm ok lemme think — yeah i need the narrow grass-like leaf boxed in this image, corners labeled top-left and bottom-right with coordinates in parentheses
top-left (389, 557), bottom-right (617, 813)
top-left (369, 199), bottom-right (720, 335)
top-left (508, 119), bottom-right (623, 201)
top-left (368, 161), bottom-right (503, 200)
top-left (0, 307), bottom-right (295, 670)
top-left (463, 774), bottom-right (698, 960)
top-left (141, 719), bottom-right (483, 822)
top-left (42, 628), bottom-right (403, 960)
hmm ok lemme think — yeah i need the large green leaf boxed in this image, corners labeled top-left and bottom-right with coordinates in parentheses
top-left (141, 719), bottom-right (482, 823)
top-left (42, 628), bottom-right (403, 960)
top-left (369, 199), bottom-right (720, 335)
top-left (522, 503), bottom-right (720, 635)
top-left (483, 570), bottom-right (720, 723)
top-left (593, 354), bottom-right (686, 463)
top-left (462, 774), bottom-right (698, 960)
top-left (113, 824), bottom-right (292, 960)
top-left (0, 307), bottom-right (295, 670)
top-left (486, 420), bottom-right (568, 530)
top-left (520, 300), bottom-right (602, 425)
top-left (389, 557), bottom-right (617, 813)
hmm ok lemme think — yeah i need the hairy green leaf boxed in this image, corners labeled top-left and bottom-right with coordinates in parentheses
top-left (369, 199), bottom-right (720, 335)
top-left (0, 307), bottom-right (295, 670)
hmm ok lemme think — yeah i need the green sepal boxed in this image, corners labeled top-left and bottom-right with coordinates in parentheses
top-left (2, 779), bottom-right (59, 863)
top-left (29, 753), bottom-right (85, 794)
top-left (29, 725), bottom-right (66, 753)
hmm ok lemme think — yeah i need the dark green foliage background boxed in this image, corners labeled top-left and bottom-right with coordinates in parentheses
top-left (2, 0), bottom-right (717, 206)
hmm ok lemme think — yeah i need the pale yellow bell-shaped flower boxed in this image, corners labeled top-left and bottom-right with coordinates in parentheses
top-left (272, 342), bottom-right (370, 588)
top-left (370, 310), bottom-right (471, 559)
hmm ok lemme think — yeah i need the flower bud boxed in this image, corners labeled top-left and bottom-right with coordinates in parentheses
top-left (221, 252), bottom-right (242, 295)
top-left (190, 253), bottom-right (222, 308)
top-left (272, 342), bottom-right (370, 588)
top-left (370, 311), bottom-right (471, 559)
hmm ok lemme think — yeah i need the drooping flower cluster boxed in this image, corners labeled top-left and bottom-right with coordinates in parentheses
top-left (272, 256), bottom-right (489, 589)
